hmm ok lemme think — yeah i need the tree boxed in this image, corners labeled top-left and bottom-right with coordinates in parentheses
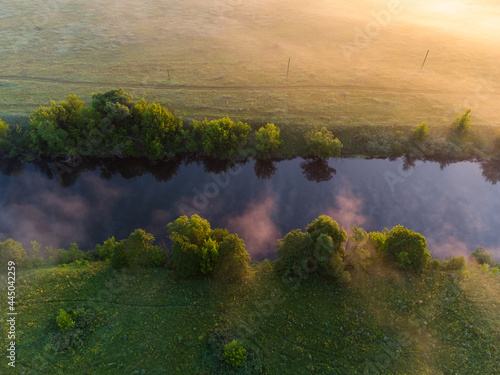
top-left (343, 225), bottom-right (371, 270)
top-left (254, 123), bottom-right (282, 156)
top-left (139, 103), bottom-right (183, 158)
top-left (453, 108), bottom-right (472, 135)
top-left (471, 246), bottom-right (496, 267)
top-left (300, 158), bottom-right (336, 182)
top-left (195, 117), bottom-right (251, 158)
top-left (305, 127), bottom-right (342, 159)
top-left (0, 118), bottom-right (10, 153)
top-left (111, 229), bottom-right (164, 269)
top-left (0, 239), bottom-right (27, 269)
top-left (275, 216), bottom-right (349, 282)
top-left (168, 215), bottom-right (250, 281)
top-left (385, 225), bottom-right (430, 274)
top-left (413, 122), bottom-right (429, 142)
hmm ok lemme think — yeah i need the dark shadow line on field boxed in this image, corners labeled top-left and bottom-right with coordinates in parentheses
top-left (18, 299), bottom-right (208, 308)
top-left (0, 75), bottom-right (492, 95)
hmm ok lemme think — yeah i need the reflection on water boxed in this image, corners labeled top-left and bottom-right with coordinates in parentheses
top-left (0, 156), bottom-right (499, 261)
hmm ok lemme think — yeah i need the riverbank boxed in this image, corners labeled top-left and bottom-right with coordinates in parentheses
top-left (3, 260), bottom-right (499, 374)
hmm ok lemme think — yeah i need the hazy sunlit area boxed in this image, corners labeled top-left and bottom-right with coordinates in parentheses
top-left (1, 1), bottom-right (499, 374)
top-left (1, 0), bottom-right (500, 126)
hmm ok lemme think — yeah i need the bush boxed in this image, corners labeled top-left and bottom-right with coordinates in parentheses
top-left (0, 118), bottom-right (10, 153)
top-left (343, 225), bottom-right (371, 270)
top-left (185, 117), bottom-right (251, 158)
top-left (59, 242), bottom-right (86, 265)
top-left (111, 229), bottom-right (164, 269)
top-left (428, 258), bottom-right (442, 270)
top-left (0, 239), bottom-right (27, 270)
top-left (168, 215), bottom-right (250, 281)
top-left (275, 216), bottom-right (349, 282)
top-left (254, 123), bottom-right (282, 156)
top-left (223, 340), bottom-right (247, 368)
top-left (413, 122), bottom-right (429, 142)
top-left (443, 255), bottom-right (466, 271)
top-left (385, 226), bottom-right (430, 274)
top-left (305, 127), bottom-right (342, 159)
top-left (471, 246), bottom-right (496, 267)
top-left (453, 108), bottom-right (472, 135)
top-left (94, 237), bottom-right (120, 261)
top-left (139, 103), bottom-right (183, 158)
top-left (56, 309), bottom-right (76, 333)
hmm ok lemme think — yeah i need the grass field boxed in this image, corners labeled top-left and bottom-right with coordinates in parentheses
top-left (2, 261), bottom-right (499, 374)
top-left (1, 0), bottom-right (500, 128)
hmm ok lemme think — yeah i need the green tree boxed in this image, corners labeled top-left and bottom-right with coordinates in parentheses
top-left (413, 121), bottom-right (429, 142)
top-left (139, 103), bottom-right (183, 158)
top-left (111, 229), bottom-right (164, 269)
top-left (385, 225), bottom-right (430, 274)
top-left (0, 239), bottom-right (27, 269)
top-left (223, 340), bottom-right (247, 368)
top-left (0, 118), bottom-right (11, 153)
top-left (453, 108), bottom-right (472, 135)
top-left (254, 123), bottom-right (282, 156)
top-left (275, 216), bottom-right (349, 282)
top-left (168, 215), bottom-right (250, 281)
top-left (196, 117), bottom-right (251, 158)
top-left (471, 246), bottom-right (496, 267)
top-left (305, 127), bottom-right (342, 159)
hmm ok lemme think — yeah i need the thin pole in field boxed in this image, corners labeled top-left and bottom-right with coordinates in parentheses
top-left (167, 70), bottom-right (171, 84)
top-left (286, 57), bottom-right (291, 80)
top-left (421, 50), bottom-right (429, 71)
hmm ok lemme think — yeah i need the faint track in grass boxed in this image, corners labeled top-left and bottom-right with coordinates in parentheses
top-left (1, 74), bottom-right (496, 95)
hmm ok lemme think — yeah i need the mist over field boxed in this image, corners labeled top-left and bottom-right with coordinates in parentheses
top-left (1, 0), bottom-right (499, 126)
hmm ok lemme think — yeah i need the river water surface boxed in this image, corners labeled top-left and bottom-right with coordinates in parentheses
top-left (0, 157), bottom-right (499, 261)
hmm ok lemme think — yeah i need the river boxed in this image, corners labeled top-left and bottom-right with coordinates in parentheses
top-left (0, 156), bottom-right (499, 261)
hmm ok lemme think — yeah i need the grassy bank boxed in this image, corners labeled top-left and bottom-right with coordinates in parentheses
top-left (2, 260), bottom-right (499, 374)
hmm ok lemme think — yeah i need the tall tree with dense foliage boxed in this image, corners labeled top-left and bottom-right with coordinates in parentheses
top-left (139, 103), bottom-right (183, 159)
top-left (413, 121), bottom-right (429, 142)
top-left (275, 215), bottom-right (349, 282)
top-left (305, 127), bottom-right (342, 159)
top-left (168, 215), bottom-right (250, 281)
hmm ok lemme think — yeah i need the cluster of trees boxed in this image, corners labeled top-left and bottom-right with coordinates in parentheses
top-left (0, 89), bottom-right (344, 161)
top-left (2, 215), bottom-right (498, 280)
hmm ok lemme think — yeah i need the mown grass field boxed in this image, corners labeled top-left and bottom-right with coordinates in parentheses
top-left (1, 0), bottom-right (500, 128)
top-left (2, 261), bottom-right (499, 374)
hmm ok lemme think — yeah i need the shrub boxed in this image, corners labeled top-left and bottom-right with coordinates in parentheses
top-left (94, 237), bottom-right (120, 261)
top-left (139, 103), bottom-right (183, 158)
top-left (254, 123), bottom-right (282, 156)
top-left (168, 215), bottom-right (250, 281)
top-left (471, 246), bottom-right (496, 267)
top-left (413, 122), bottom-right (429, 142)
top-left (223, 340), bottom-right (247, 368)
top-left (59, 242), bottom-right (86, 265)
top-left (385, 226), bottom-right (430, 274)
top-left (275, 216), bottom-right (349, 282)
top-left (56, 309), bottom-right (75, 333)
top-left (453, 108), bottom-right (472, 135)
top-left (185, 117), bottom-right (251, 158)
top-left (305, 127), bottom-right (342, 159)
top-left (343, 225), bottom-right (371, 270)
top-left (428, 258), bottom-right (442, 270)
top-left (0, 239), bottom-right (27, 269)
top-left (111, 229), bottom-right (164, 269)
top-left (27, 240), bottom-right (45, 268)
top-left (0, 118), bottom-right (10, 153)
top-left (443, 255), bottom-right (466, 271)
top-left (369, 229), bottom-right (389, 254)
